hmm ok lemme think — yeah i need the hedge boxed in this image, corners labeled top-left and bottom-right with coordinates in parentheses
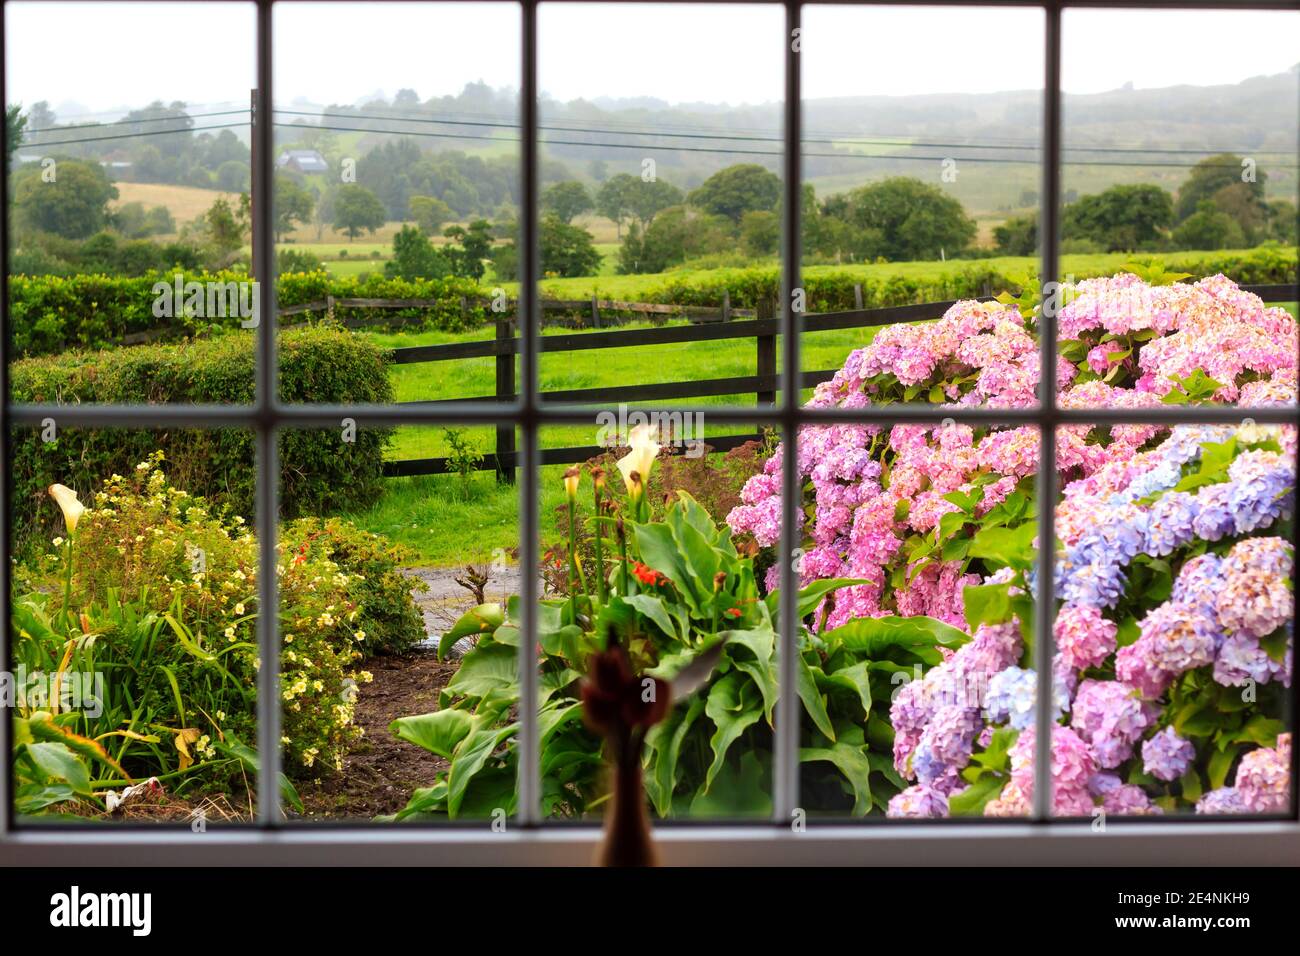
top-left (9, 326), bottom-right (394, 549)
top-left (632, 246), bottom-right (1299, 313)
top-left (7, 270), bottom-right (491, 357)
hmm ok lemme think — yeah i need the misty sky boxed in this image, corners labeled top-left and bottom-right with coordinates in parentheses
top-left (5, 1), bottom-right (1299, 121)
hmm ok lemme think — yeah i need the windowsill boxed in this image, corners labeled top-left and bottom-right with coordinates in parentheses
top-left (4, 820), bottom-right (1298, 867)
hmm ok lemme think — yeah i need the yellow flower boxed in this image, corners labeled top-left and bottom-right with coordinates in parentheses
top-left (563, 466), bottom-right (582, 499)
top-left (48, 484), bottom-right (86, 534)
top-left (616, 424), bottom-right (660, 502)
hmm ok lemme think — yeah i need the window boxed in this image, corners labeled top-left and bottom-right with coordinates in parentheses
top-left (3, 0), bottom-right (1297, 865)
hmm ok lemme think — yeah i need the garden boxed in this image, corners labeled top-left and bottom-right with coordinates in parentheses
top-left (8, 258), bottom-right (1294, 825)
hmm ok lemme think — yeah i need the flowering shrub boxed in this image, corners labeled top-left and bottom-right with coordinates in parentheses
top-left (727, 274), bottom-right (1295, 817)
top-left (12, 455), bottom-right (423, 805)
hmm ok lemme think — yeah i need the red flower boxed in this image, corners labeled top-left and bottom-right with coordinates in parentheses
top-left (725, 607), bottom-right (742, 619)
top-left (632, 562), bottom-right (662, 586)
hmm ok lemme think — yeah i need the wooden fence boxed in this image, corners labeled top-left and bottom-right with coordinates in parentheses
top-left (379, 282), bottom-right (1296, 483)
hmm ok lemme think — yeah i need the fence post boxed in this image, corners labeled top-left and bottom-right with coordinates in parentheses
top-left (495, 310), bottom-right (516, 484)
top-left (853, 283), bottom-right (863, 310)
top-left (722, 290), bottom-right (731, 323)
top-left (591, 295), bottom-right (601, 328)
top-left (756, 294), bottom-right (776, 406)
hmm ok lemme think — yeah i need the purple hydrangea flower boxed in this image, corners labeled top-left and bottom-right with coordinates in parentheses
top-left (1103, 784), bottom-right (1164, 816)
top-left (1196, 787), bottom-right (1249, 815)
top-left (887, 784), bottom-right (949, 818)
top-left (1141, 726), bottom-right (1195, 782)
top-left (1144, 491), bottom-right (1198, 556)
top-left (1070, 679), bottom-right (1158, 769)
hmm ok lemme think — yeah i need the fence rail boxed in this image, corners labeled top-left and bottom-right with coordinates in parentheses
top-left (380, 282), bottom-right (1296, 482)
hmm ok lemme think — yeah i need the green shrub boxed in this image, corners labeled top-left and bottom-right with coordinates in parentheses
top-left (283, 516), bottom-right (427, 657)
top-left (11, 455), bottom-right (424, 794)
top-left (9, 326), bottom-right (394, 550)
top-left (8, 269), bottom-right (494, 357)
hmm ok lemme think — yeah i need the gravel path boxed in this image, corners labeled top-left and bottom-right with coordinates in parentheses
top-left (400, 563), bottom-right (533, 656)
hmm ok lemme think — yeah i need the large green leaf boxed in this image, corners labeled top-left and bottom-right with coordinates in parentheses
top-left (799, 721), bottom-right (874, 815)
top-left (688, 750), bottom-right (771, 818)
top-left (447, 720), bottom-right (517, 819)
top-left (644, 695), bottom-right (706, 817)
top-left (389, 709), bottom-right (474, 759)
top-left (817, 659), bottom-right (873, 718)
top-left (438, 603), bottom-right (504, 660)
top-left (445, 641), bottom-right (518, 699)
top-left (968, 522), bottom-right (1037, 571)
top-left (22, 742), bottom-right (91, 795)
top-left (766, 577), bottom-right (871, 622)
top-left (624, 593), bottom-right (680, 641)
top-left (825, 615), bottom-right (969, 656)
top-left (798, 659), bottom-right (836, 743)
top-left (719, 623), bottom-right (777, 721)
top-left (703, 672), bottom-right (763, 792)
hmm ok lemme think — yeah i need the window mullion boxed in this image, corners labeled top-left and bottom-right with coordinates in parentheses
top-left (774, 0), bottom-right (803, 826)
top-left (254, 0), bottom-right (281, 828)
top-left (1033, 0), bottom-right (1063, 825)
top-left (515, 0), bottom-right (541, 828)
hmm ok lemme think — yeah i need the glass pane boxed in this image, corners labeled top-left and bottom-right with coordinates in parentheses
top-left (6, 1), bottom-right (257, 403)
top-left (785, 420), bottom-right (1043, 820)
top-left (534, 418), bottom-right (781, 827)
top-left (1059, 6), bottom-right (1300, 409)
top-left (273, 1), bottom-right (521, 404)
top-left (537, 2), bottom-right (787, 408)
top-left (800, 4), bottom-right (1046, 412)
top-left (9, 426), bottom-right (257, 826)
top-left (1053, 420), bottom-right (1295, 819)
top-left (278, 422), bottom-right (520, 822)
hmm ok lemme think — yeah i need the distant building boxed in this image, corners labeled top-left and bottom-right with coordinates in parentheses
top-left (276, 149), bottom-right (329, 174)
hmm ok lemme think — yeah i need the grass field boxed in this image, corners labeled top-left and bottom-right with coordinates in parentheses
top-left (110, 182), bottom-right (241, 235)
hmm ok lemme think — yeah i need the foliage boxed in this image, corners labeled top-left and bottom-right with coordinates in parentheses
top-left (541, 180), bottom-right (594, 224)
top-left (274, 174), bottom-right (316, 242)
top-left (409, 194), bottom-right (454, 234)
top-left (384, 224), bottom-right (452, 280)
top-left (817, 177), bottom-right (977, 262)
top-left (442, 219), bottom-right (493, 280)
top-left (441, 427), bottom-right (485, 501)
top-left (617, 206), bottom-right (733, 275)
top-left (13, 158), bottom-right (120, 239)
top-left (10, 457), bottom-right (421, 816)
top-left (688, 164), bottom-right (781, 224)
top-left (1062, 184), bottom-right (1174, 252)
top-left (9, 326), bottom-right (394, 549)
top-left (332, 184), bottom-right (388, 241)
top-left (389, 489), bottom-right (951, 820)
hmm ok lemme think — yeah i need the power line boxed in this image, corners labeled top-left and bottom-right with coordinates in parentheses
top-left (275, 107), bottom-right (1297, 158)
top-left (24, 109), bottom-right (250, 135)
top-left (17, 122), bottom-right (250, 149)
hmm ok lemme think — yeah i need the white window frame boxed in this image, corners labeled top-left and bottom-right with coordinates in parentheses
top-left (2, 0), bottom-right (1297, 866)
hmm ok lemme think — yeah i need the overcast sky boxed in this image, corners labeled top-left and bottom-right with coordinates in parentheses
top-left (6, 2), bottom-right (1299, 120)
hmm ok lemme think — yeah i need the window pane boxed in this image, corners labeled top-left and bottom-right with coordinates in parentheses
top-left (537, 2), bottom-right (787, 409)
top-left (788, 420), bottom-right (1043, 820)
top-left (9, 426), bottom-right (257, 826)
top-left (274, 422), bottom-right (520, 822)
top-left (6, 2), bottom-right (257, 404)
top-left (1052, 421), bottom-right (1295, 819)
top-left (1058, 6), bottom-right (1300, 410)
top-left (533, 420), bottom-right (781, 825)
top-left (272, 1), bottom-right (520, 405)
top-left (800, 4), bottom-right (1046, 411)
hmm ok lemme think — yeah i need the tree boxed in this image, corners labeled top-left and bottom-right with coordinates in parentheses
top-left (409, 195), bottom-right (454, 234)
top-left (6, 103), bottom-right (26, 170)
top-left (331, 184), bottom-right (387, 241)
top-left (740, 210), bottom-right (779, 257)
top-left (993, 214), bottom-right (1038, 256)
top-left (541, 180), bottom-right (594, 224)
top-left (199, 195), bottom-right (249, 258)
top-left (384, 224), bottom-right (451, 280)
top-left (540, 215), bottom-right (603, 277)
top-left (1175, 153), bottom-right (1267, 224)
top-left (617, 205), bottom-right (731, 274)
top-left (1062, 184), bottom-right (1173, 251)
top-left (13, 158), bottom-right (119, 239)
top-left (216, 160), bottom-right (250, 192)
top-left (597, 173), bottom-right (682, 237)
top-left (274, 174), bottom-right (315, 242)
top-left (689, 163), bottom-right (781, 224)
top-left (833, 177), bottom-right (975, 262)
top-left (1266, 199), bottom-right (1298, 246)
top-left (443, 219), bottom-right (493, 279)
top-left (596, 174), bottom-right (636, 238)
top-left (1172, 199), bottom-right (1245, 251)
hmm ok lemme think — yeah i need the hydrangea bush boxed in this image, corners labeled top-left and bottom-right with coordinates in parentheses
top-left (727, 273), bottom-right (1295, 817)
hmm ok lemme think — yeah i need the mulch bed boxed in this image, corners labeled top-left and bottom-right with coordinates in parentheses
top-left (294, 649), bottom-right (459, 819)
